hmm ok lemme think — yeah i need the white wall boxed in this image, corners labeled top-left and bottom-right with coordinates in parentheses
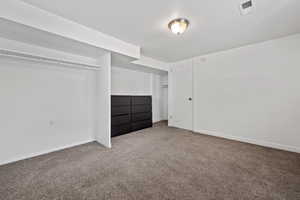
top-left (171, 34), bottom-right (300, 153)
top-left (111, 66), bottom-right (168, 122)
top-left (161, 75), bottom-right (168, 120)
top-left (152, 73), bottom-right (161, 122)
top-left (95, 53), bottom-right (111, 148)
top-left (111, 66), bottom-right (152, 95)
top-left (0, 56), bottom-right (97, 165)
top-left (151, 73), bottom-right (169, 122)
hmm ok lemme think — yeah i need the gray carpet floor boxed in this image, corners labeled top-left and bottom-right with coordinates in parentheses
top-left (0, 124), bottom-right (300, 200)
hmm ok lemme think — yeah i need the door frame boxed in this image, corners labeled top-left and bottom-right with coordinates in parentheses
top-left (168, 59), bottom-right (194, 131)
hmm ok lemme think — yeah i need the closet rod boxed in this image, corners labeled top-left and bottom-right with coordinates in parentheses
top-left (0, 51), bottom-right (101, 71)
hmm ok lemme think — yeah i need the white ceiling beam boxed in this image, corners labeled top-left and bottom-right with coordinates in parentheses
top-left (0, 0), bottom-right (140, 59)
top-left (131, 56), bottom-right (170, 72)
top-left (0, 37), bottom-right (104, 69)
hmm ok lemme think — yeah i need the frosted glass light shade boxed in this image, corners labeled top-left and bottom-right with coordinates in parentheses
top-left (168, 18), bottom-right (189, 35)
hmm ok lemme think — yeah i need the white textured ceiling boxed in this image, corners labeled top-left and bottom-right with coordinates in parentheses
top-left (21, 0), bottom-right (300, 62)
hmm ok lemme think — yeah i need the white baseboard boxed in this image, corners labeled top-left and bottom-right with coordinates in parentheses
top-left (153, 120), bottom-right (168, 124)
top-left (194, 129), bottom-right (300, 154)
top-left (96, 139), bottom-right (111, 148)
top-left (0, 139), bottom-right (95, 166)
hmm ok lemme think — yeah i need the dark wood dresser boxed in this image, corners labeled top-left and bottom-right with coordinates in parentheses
top-left (111, 95), bottom-right (152, 137)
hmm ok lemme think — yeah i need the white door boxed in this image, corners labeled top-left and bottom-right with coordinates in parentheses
top-left (169, 60), bottom-right (193, 130)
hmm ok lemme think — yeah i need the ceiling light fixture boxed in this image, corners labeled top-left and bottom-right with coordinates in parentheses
top-left (168, 18), bottom-right (190, 35)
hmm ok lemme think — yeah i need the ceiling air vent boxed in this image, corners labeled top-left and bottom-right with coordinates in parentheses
top-left (240, 0), bottom-right (253, 15)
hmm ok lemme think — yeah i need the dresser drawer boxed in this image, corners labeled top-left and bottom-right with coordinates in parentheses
top-left (132, 112), bottom-right (152, 122)
top-left (111, 106), bottom-right (130, 116)
top-left (132, 96), bottom-right (152, 105)
top-left (131, 104), bottom-right (151, 114)
top-left (131, 120), bottom-right (152, 132)
top-left (111, 124), bottom-right (131, 137)
top-left (111, 96), bottom-right (131, 106)
top-left (111, 114), bottom-right (131, 126)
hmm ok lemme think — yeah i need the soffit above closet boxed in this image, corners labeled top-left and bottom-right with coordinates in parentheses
top-left (0, 18), bottom-right (108, 58)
